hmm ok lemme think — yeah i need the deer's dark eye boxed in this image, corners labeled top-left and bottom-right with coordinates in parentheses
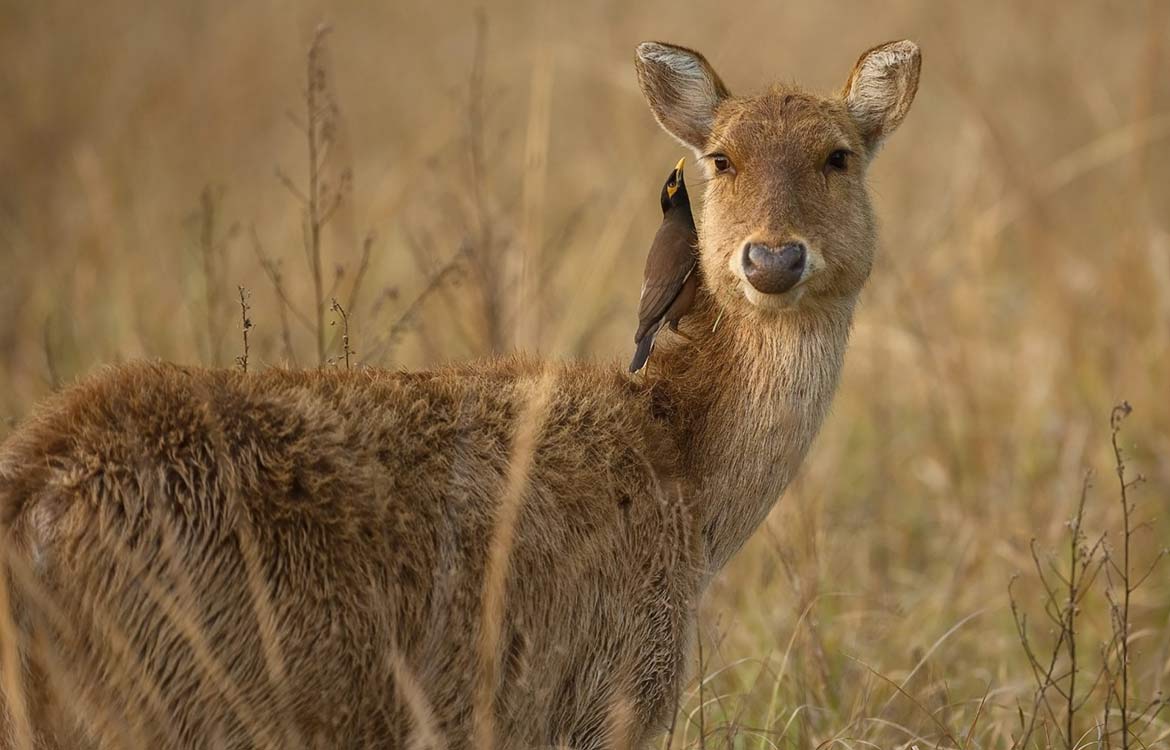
top-left (825, 149), bottom-right (850, 171)
top-left (711, 154), bottom-right (734, 174)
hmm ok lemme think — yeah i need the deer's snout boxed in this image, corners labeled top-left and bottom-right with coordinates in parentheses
top-left (741, 242), bottom-right (807, 295)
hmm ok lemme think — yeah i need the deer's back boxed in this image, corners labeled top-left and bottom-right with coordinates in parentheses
top-left (0, 359), bottom-right (699, 749)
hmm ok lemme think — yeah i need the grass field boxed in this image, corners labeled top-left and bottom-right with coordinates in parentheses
top-left (1, 0), bottom-right (1168, 747)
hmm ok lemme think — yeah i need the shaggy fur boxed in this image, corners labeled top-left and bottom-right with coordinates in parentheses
top-left (0, 40), bottom-right (920, 750)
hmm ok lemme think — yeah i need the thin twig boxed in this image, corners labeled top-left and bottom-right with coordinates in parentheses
top-left (326, 230), bottom-right (375, 354)
top-left (250, 226), bottom-right (307, 365)
top-left (845, 653), bottom-right (964, 749)
top-left (235, 286), bottom-right (252, 373)
top-left (1064, 472), bottom-right (1094, 748)
top-left (274, 168), bottom-right (309, 205)
top-left (360, 244), bottom-right (467, 365)
top-left (305, 25), bottom-right (333, 365)
top-left (194, 186), bottom-right (240, 367)
top-left (1010, 574), bottom-right (1066, 747)
top-left (329, 297), bottom-right (352, 370)
top-left (1110, 403), bottom-right (1133, 750)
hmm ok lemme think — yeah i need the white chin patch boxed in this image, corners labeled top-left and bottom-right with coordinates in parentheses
top-left (741, 283), bottom-right (806, 311)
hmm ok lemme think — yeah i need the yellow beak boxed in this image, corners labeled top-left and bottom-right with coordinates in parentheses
top-left (665, 157), bottom-right (686, 199)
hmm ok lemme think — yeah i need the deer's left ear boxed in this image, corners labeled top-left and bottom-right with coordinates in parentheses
top-left (843, 40), bottom-right (921, 151)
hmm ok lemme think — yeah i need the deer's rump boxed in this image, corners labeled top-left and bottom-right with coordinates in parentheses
top-left (0, 360), bottom-right (699, 749)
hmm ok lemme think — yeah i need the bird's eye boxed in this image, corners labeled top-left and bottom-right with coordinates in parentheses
top-left (825, 149), bottom-right (850, 171)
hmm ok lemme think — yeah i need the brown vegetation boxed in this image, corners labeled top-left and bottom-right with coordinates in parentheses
top-left (0, 1), bottom-right (1168, 747)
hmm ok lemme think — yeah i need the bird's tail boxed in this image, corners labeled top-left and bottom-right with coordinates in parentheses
top-left (628, 331), bottom-right (657, 373)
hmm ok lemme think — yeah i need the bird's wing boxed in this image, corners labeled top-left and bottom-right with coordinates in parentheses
top-left (635, 221), bottom-right (697, 342)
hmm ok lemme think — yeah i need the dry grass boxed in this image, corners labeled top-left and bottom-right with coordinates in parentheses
top-left (1, 0), bottom-right (1169, 747)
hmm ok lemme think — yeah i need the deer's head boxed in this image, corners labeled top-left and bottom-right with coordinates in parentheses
top-left (635, 41), bottom-right (920, 317)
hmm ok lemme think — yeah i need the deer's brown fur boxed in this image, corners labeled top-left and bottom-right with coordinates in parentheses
top-left (0, 39), bottom-right (919, 749)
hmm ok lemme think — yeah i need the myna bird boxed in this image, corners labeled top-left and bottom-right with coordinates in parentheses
top-left (629, 157), bottom-right (698, 373)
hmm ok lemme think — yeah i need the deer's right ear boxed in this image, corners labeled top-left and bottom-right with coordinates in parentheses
top-left (635, 42), bottom-right (730, 153)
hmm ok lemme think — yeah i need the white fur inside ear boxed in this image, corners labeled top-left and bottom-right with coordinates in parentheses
top-left (636, 42), bottom-right (728, 152)
top-left (846, 41), bottom-right (920, 147)
top-left (638, 43), bottom-right (706, 80)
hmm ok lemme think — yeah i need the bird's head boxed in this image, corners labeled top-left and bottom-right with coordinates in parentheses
top-left (659, 157), bottom-right (689, 215)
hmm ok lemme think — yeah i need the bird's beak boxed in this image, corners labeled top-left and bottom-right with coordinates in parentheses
top-left (665, 157), bottom-right (686, 199)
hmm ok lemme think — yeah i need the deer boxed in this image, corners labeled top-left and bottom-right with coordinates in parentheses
top-left (0, 39), bottom-right (920, 750)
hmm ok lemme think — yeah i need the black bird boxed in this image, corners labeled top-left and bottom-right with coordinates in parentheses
top-left (629, 157), bottom-right (698, 373)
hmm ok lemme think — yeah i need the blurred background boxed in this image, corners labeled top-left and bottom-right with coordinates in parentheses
top-left (2, 0), bottom-right (1168, 746)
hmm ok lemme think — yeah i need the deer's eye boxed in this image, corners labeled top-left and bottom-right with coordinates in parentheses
top-left (711, 154), bottom-right (734, 175)
top-left (825, 149), bottom-right (850, 171)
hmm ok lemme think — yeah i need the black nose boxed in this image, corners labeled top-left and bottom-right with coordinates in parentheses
top-left (742, 242), bottom-right (807, 295)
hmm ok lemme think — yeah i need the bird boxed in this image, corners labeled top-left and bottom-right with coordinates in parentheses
top-left (629, 157), bottom-right (698, 373)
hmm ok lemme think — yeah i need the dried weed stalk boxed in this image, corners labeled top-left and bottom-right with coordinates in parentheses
top-left (1101, 403), bottom-right (1167, 749)
top-left (236, 285), bottom-right (252, 372)
top-left (329, 298), bottom-right (352, 370)
top-left (274, 24), bottom-right (353, 367)
top-left (1010, 403), bottom-right (1167, 750)
top-left (1010, 470), bottom-right (1105, 749)
top-left (360, 243), bottom-right (468, 366)
top-left (188, 186), bottom-right (240, 367)
top-left (250, 227), bottom-right (304, 366)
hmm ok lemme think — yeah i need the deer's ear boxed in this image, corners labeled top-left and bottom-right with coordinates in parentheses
top-left (635, 42), bottom-right (730, 153)
top-left (843, 40), bottom-right (921, 151)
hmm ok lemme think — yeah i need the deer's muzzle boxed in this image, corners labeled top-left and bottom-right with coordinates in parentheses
top-left (742, 242), bottom-right (807, 295)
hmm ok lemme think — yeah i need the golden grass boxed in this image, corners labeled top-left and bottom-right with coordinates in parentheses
top-left (475, 368), bottom-right (556, 750)
top-left (1, 0), bottom-right (1168, 747)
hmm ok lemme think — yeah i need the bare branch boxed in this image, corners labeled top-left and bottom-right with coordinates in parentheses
top-left (329, 298), bottom-right (352, 370)
top-left (326, 231), bottom-right (375, 356)
top-left (360, 244), bottom-right (468, 365)
top-left (235, 286), bottom-right (252, 373)
top-left (304, 23), bottom-right (335, 365)
top-left (250, 227), bottom-right (314, 335)
top-left (274, 167), bottom-right (309, 205)
top-left (1108, 401), bottom-right (1134, 750)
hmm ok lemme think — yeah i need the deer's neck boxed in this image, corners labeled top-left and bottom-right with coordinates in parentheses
top-left (649, 290), bottom-right (854, 574)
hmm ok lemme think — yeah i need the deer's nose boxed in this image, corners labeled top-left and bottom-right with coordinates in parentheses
top-left (742, 242), bottom-right (807, 295)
